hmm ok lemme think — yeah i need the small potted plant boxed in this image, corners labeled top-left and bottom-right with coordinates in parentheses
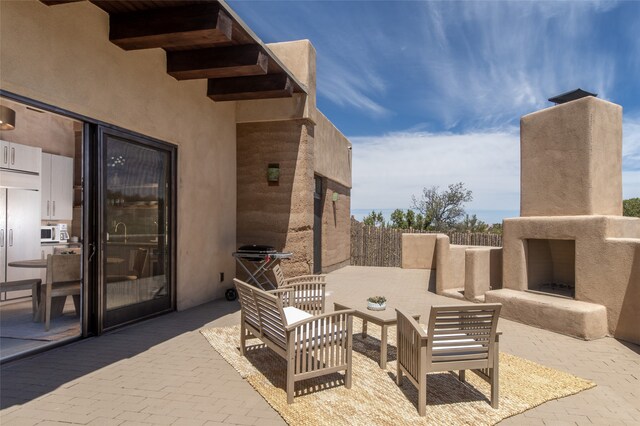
top-left (367, 296), bottom-right (387, 311)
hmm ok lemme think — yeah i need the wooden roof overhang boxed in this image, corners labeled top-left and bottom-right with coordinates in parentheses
top-left (41, 0), bottom-right (307, 102)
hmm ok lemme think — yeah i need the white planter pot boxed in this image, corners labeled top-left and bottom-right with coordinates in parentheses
top-left (367, 301), bottom-right (386, 311)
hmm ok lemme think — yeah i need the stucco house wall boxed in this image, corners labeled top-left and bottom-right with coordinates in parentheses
top-left (315, 111), bottom-right (352, 272)
top-left (236, 120), bottom-right (314, 277)
top-left (235, 41), bottom-right (352, 276)
top-left (0, 0), bottom-right (237, 309)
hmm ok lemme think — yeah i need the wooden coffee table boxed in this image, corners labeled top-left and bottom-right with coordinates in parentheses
top-left (334, 301), bottom-right (420, 368)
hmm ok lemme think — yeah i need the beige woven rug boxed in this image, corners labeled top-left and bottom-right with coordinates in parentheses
top-left (201, 322), bottom-right (595, 426)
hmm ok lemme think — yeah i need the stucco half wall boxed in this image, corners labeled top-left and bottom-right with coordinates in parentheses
top-left (0, 1), bottom-right (238, 310)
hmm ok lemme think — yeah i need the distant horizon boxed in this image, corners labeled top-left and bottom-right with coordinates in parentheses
top-left (350, 208), bottom-right (519, 226)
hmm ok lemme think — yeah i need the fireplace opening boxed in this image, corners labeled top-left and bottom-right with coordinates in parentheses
top-left (526, 239), bottom-right (575, 299)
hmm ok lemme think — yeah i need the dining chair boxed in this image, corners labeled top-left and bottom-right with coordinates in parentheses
top-left (42, 254), bottom-right (81, 331)
top-left (106, 248), bottom-right (148, 283)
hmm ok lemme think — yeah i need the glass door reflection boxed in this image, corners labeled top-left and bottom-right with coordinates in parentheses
top-left (102, 131), bottom-right (173, 329)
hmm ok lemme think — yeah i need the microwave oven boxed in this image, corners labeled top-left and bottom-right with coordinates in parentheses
top-left (41, 225), bottom-right (58, 243)
top-left (41, 224), bottom-right (69, 243)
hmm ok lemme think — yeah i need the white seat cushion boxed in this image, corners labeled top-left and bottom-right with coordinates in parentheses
top-left (422, 331), bottom-right (484, 350)
top-left (283, 306), bottom-right (312, 325)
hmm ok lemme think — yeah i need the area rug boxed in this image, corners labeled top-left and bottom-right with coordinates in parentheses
top-left (201, 321), bottom-right (595, 426)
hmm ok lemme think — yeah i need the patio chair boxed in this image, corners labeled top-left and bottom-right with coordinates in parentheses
top-left (234, 278), bottom-right (354, 403)
top-left (272, 263), bottom-right (326, 288)
top-left (42, 254), bottom-right (81, 331)
top-left (396, 304), bottom-right (502, 415)
top-left (269, 280), bottom-right (326, 316)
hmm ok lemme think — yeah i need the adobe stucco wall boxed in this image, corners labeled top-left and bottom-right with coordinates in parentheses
top-left (0, 1), bottom-right (237, 309)
top-left (314, 111), bottom-right (352, 188)
top-left (315, 111), bottom-right (352, 272)
top-left (320, 178), bottom-right (351, 272)
top-left (236, 120), bottom-right (314, 277)
top-left (402, 234), bottom-right (438, 269)
top-left (235, 40), bottom-right (351, 276)
top-left (521, 97), bottom-right (622, 216)
top-left (502, 216), bottom-right (640, 343)
top-left (0, 98), bottom-right (76, 158)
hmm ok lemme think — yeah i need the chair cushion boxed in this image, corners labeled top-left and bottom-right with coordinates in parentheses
top-left (423, 331), bottom-right (484, 350)
top-left (283, 306), bottom-right (313, 325)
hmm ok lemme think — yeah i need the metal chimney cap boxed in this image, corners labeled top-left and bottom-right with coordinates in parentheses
top-left (548, 88), bottom-right (597, 105)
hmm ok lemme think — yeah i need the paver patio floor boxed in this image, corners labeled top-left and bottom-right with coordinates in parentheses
top-left (1, 266), bottom-right (639, 425)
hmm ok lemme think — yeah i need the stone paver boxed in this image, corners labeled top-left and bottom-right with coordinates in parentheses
top-left (1, 266), bottom-right (639, 425)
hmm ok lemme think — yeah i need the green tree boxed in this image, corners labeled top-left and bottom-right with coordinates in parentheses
top-left (362, 210), bottom-right (385, 227)
top-left (406, 210), bottom-right (416, 229)
top-left (623, 198), bottom-right (640, 217)
top-left (389, 209), bottom-right (407, 229)
top-left (456, 214), bottom-right (489, 233)
top-left (411, 182), bottom-right (473, 231)
top-left (488, 223), bottom-right (503, 235)
top-left (414, 213), bottom-right (425, 230)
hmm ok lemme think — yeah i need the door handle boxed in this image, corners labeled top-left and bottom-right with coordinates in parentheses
top-left (0, 229), bottom-right (4, 247)
top-left (3, 146), bottom-right (7, 165)
top-left (88, 243), bottom-right (96, 262)
top-left (53, 201), bottom-right (56, 216)
top-left (8, 229), bottom-right (13, 247)
top-left (11, 147), bottom-right (15, 165)
top-left (47, 200), bottom-right (50, 216)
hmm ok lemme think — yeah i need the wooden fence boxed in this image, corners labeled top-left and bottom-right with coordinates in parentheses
top-left (350, 218), bottom-right (502, 267)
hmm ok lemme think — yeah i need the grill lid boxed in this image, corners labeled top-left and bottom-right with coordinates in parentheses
top-left (237, 244), bottom-right (276, 254)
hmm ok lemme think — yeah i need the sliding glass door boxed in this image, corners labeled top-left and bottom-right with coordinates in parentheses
top-left (96, 127), bottom-right (175, 331)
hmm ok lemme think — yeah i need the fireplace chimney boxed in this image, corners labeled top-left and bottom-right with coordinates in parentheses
top-left (520, 95), bottom-right (622, 216)
top-left (548, 88), bottom-right (597, 105)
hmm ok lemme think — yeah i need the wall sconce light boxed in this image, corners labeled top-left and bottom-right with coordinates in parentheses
top-left (0, 106), bottom-right (16, 130)
top-left (332, 192), bottom-right (339, 202)
top-left (267, 163), bottom-right (280, 183)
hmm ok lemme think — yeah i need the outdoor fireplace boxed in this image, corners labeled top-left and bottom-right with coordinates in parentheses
top-left (485, 93), bottom-right (640, 343)
top-left (526, 239), bottom-right (575, 298)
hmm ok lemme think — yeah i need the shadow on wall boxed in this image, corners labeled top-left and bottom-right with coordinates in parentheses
top-left (616, 244), bottom-right (640, 344)
top-left (236, 122), bottom-right (313, 278)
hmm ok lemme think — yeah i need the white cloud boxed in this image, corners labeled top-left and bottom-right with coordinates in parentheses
top-left (352, 116), bottom-right (640, 213)
top-left (318, 56), bottom-right (389, 117)
top-left (413, 1), bottom-right (620, 129)
top-left (351, 128), bottom-right (521, 211)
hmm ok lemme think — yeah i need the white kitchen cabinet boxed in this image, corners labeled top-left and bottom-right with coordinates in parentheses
top-left (41, 153), bottom-right (73, 221)
top-left (0, 140), bottom-right (41, 174)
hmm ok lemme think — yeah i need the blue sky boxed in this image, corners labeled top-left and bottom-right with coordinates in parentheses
top-left (228, 0), bottom-right (640, 223)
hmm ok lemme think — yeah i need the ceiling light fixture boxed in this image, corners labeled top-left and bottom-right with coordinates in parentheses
top-left (0, 105), bottom-right (16, 130)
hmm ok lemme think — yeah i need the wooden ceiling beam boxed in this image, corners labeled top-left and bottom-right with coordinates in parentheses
top-left (41, 0), bottom-right (85, 5)
top-left (207, 74), bottom-right (293, 102)
top-left (167, 45), bottom-right (268, 81)
top-left (109, 3), bottom-right (232, 51)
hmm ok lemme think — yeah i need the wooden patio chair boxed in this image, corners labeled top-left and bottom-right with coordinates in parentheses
top-left (396, 304), bottom-right (502, 415)
top-left (269, 280), bottom-right (326, 316)
top-left (272, 263), bottom-right (326, 288)
top-left (42, 254), bottom-right (81, 331)
top-left (234, 278), bottom-right (354, 403)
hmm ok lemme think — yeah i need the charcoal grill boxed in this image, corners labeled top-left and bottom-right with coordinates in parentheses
top-left (232, 245), bottom-right (292, 290)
